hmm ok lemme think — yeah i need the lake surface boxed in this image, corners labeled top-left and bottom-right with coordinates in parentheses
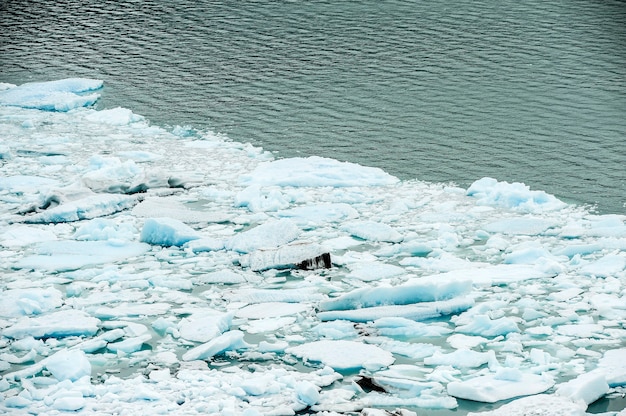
top-left (1, 0), bottom-right (624, 214)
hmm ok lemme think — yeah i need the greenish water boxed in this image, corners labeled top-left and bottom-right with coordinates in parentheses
top-left (1, 0), bottom-right (624, 214)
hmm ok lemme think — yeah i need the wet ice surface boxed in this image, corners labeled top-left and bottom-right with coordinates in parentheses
top-left (0, 79), bottom-right (625, 415)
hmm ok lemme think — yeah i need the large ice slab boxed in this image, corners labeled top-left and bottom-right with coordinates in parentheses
top-left (555, 371), bottom-right (610, 407)
top-left (240, 242), bottom-right (331, 271)
top-left (319, 279), bottom-right (472, 311)
top-left (447, 369), bottom-right (554, 403)
top-left (15, 240), bottom-right (150, 271)
top-left (178, 311), bottom-right (233, 343)
top-left (23, 194), bottom-right (139, 223)
top-left (182, 330), bottom-right (249, 361)
top-left (225, 219), bottom-right (301, 253)
top-left (3, 309), bottom-right (100, 339)
top-left (467, 177), bottom-right (566, 212)
top-left (140, 217), bottom-right (200, 247)
top-left (286, 340), bottom-right (395, 371)
top-left (277, 203), bottom-right (359, 227)
top-left (466, 394), bottom-right (586, 416)
top-left (81, 155), bottom-right (162, 193)
top-left (46, 348), bottom-right (92, 381)
top-left (419, 264), bottom-right (554, 287)
top-left (0, 287), bottom-right (63, 317)
top-left (318, 297), bottom-right (475, 323)
top-left (240, 156), bottom-right (399, 187)
top-left (342, 221), bottom-right (403, 243)
top-left (0, 78), bottom-right (103, 111)
top-left (597, 348), bottom-right (626, 387)
top-left (455, 315), bottom-right (520, 337)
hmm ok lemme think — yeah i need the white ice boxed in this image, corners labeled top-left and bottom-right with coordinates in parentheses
top-left (286, 340), bottom-right (395, 371)
top-left (1, 79), bottom-right (625, 416)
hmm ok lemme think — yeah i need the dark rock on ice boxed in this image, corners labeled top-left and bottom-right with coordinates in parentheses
top-left (297, 252), bottom-right (331, 270)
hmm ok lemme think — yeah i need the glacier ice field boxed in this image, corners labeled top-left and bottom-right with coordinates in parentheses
top-left (0, 79), bottom-right (625, 415)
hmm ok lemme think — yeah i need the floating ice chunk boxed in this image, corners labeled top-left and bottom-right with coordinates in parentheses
top-left (373, 364), bottom-right (441, 393)
top-left (374, 240), bottom-right (433, 258)
top-left (466, 394), bottom-right (585, 416)
top-left (15, 240), bottom-right (150, 271)
top-left (424, 349), bottom-right (494, 369)
top-left (132, 197), bottom-right (232, 223)
top-left (553, 243), bottom-right (603, 258)
top-left (74, 218), bottom-right (137, 241)
top-left (241, 156), bottom-right (399, 187)
top-left (84, 107), bottom-right (143, 125)
top-left (278, 203), bottom-right (359, 227)
top-left (555, 323), bottom-right (604, 338)
top-left (455, 315), bottom-right (519, 337)
top-left (234, 184), bottom-right (290, 212)
top-left (184, 237), bottom-right (225, 252)
top-left (24, 194), bottom-right (139, 223)
top-left (503, 244), bottom-right (559, 264)
top-left (242, 317), bottom-right (297, 334)
top-left (0, 175), bottom-right (59, 193)
top-left (421, 264), bottom-right (553, 287)
top-left (107, 334), bottom-right (152, 354)
top-left (400, 253), bottom-right (477, 273)
top-left (597, 348), bottom-right (626, 386)
top-left (446, 334), bottom-right (488, 349)
top-left (52, 395), bottom-right (86, 412)
top-left (319, 280), bottom-right (472, 311)
top-left (117, 150), bottom-right (162, 162)
top-left (286, 340), bottom-right (395, 371)
top-left (225, 219), bottom-right (301, 253)
top-left (148, 369), bottom-right (171, 382)
top-left (182, 330), bottom-right (249, 361)
top-left (225, 288), bottom-right (325, 304)
top-left (318, 297), bottom-right (474, 323)
top-left (447, 369), bottom-right (554, 403)
top-left (346, 262), bottom-right (406, 282)
top-left (467, 177), bottom-right (566, 212)
top-left (296, 381), bottom-right (320, 406)
top-left (579, 253), bottom-right (626, 277)
top-left (362, 393), bottom-right (457, 411)
top-left (178, 312), bottom-right (233, 343)
top-left (0, 78), bottom-right (102, 111)
top-left (371, 338), bottom-right (439, 360)
top-left (0, 287), bottom-right (63, 317)
top-left (342, 221), bottom-right (403, 243)
top-left (584, 215), bottom-right (626, 238)
top-left (235, 302), bottom-right (310, 319)
top-left (198, 269), bottom-right (248, 284)
top-left (82, 155), bottom-right (162, 193)
top-left (3, 309), bottom-right (100, 339)
top-left (555, 371), bottom-right (609, 407)
top-left (370, 317), bottom-right (453, 338)
top-left (241, 242), bottom-right (331, 271)
top-left (0, 225), bottom-right (58, 247)
top-left (483, 217), bottom-right (554, 235)
top-left (92, 302), bottom-right (171, 319)
top-left (5, 396), bottom-right (32, 408)
top-left (140, 217), bottom-right (200, 247)
top-left (46, 349), bottom-right (91, 381)
top-left (311, 320), bottom-right (359, 339)
top-left (258, 340), bottom-right (290, 352)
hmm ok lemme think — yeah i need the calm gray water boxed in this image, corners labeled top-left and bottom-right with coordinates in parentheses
top-left (1, 0), bottom-right (625, 214)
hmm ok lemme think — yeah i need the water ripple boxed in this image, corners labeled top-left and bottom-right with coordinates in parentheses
top-left (1, 0), bottom-right (624, 213)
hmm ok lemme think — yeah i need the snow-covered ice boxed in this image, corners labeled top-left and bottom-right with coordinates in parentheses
top-left (0, 79), bottom-right (625, 415)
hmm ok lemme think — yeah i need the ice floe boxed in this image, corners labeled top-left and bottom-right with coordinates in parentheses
top-left (0, 79), bottom-right (625, 416)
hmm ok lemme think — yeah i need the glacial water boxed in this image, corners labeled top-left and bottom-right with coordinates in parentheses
top-left (1, 0), bottom-right (624, 214)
